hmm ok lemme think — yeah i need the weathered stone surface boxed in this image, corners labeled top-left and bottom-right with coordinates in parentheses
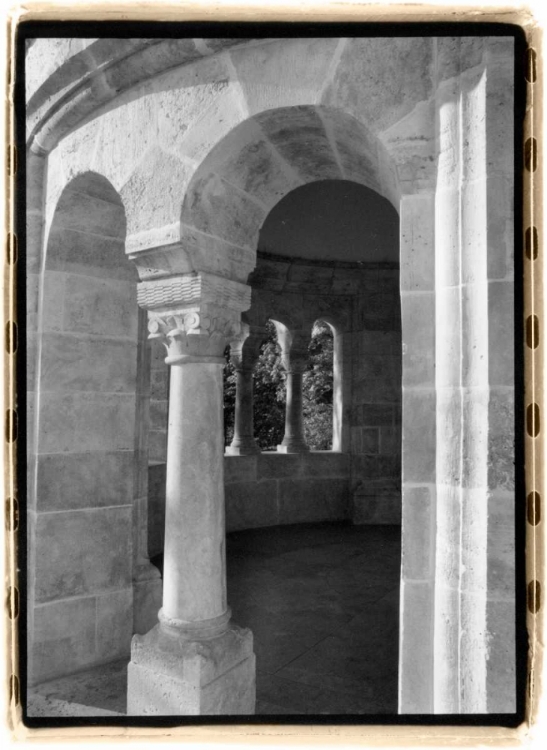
top-left (380, 98), bottom-right (436, 194)
top-left (358, 402), bottom-right (395, 427)
top-left (278, 479), bottom-right (349, 524)
top-left (96, 588), bottom-right (133, 662)
top-left (488, 281), bottom-right (514, 386)
top-left (230, 38), bottom-right (338, 116)
top-left (352, 494), bottom-right (401, 525)
top-left (400, 193), bottom-right (435, 292)
top-left (198, 117), bottom-right (301, 209)
top-left (487, 491), bottom-right (515, 600)
top-left (133, 577), bottom-right (163, 636)
top-left (320, 106), bottom-right (381, 192)
top-left (35, 506), bottom-right (132, 603)
top-left (398, 580), bottom-right (434, 713)
top-left (358, 330), bottom-right (400, 356)
top-left (435, 388), bottom-right (462, 485)
top-left (46, 229), bottom-right (134, 280)
top-left (225, 480), bottom-right (278, 532)
top-left (351, 427), bottom-right (380, 455)
top-left (120, 147), bottom-right (193, 237)
top-left (51, 184), bottom-right (124, 237)
top-left (181, 171), bottom-right (266, 249)
top-left (488, 387), bottom-right (515, 491)
top-left (352, 455), bottom-right (401, 481)
top-left (486, 176), bottom-right (513, 280)
top-left (36, 451), bottom-right (134, 512)
top-left (41, 272), bottom-right (66, 332)
top-left (224, 455), bottom-right (258, 484)
top-left (37, 393), bottom-right (136, 453)
top-left (128, 623), bottom-right (255, 715)
top-left (255, 106), bottom-right (341, 184)
top-left (256, 453), bottom-right (300, 480)
top-left (401, 292), bottom-right (435, 388)
top-left (486, 599), bottom-right (516, 713)
top-left (323, 37), bottom-right (434, 134)
top-left (149, 398), bottom-right (168, 432)
top-left (62, 274), bottom-right (138, 339)
top-left (32, 597), bottom-right (97, 685)
top-left (358, 291), bottom-right (400, 331)
top-left (401, 486), bottom-right (434, 581)
top-left (402, 388), bottom-right (435, 483)
top-left (39, 333), bottom-right (137, 394)
top-left (353, 354), bottom-right (400, 402)
top-left (299, 451), bottom-right (350, 477)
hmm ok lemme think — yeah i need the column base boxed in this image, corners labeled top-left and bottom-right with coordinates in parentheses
top-left (277, 441), bottom-right (310, 454)
top-left (127, 622), bottom-right (256, 715)
top-left (225, 441), bottom-right (261, 456)
top-left (132, 562), bottom-right (163, 635)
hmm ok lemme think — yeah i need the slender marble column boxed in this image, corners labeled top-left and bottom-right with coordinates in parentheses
top-left (276, 327), bottom-right (310, 454)
top-left (161, 353), bottom-right (230, 636)
top-left (128, 274), bottom-right (256, 716)
top-left (226, 327), bottom-right (265, 456)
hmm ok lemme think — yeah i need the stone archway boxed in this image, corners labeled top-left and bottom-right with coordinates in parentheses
top-left (127, 104), bottom-right (402, 715)
top-left (28, 172), bottom-right (159, 686)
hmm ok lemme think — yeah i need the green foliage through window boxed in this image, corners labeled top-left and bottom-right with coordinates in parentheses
top-left (223, 320), bottom-right (333, 451)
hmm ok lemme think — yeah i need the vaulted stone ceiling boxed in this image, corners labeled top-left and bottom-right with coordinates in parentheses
top-left (258, 179), bottom-right (399, 264)
top-left (179, 104), bottom-right (398, 261)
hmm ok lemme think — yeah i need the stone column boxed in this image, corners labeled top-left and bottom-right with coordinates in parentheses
top-left (275, 327), bottom-right (310, 454)
top-left (226, 326), bottom-right (266, 456)
top-left (127, 272), bottom-right (256, 716)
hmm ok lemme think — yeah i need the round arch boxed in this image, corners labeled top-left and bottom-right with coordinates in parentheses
top-left (175, 105), bottom-right (400, 285)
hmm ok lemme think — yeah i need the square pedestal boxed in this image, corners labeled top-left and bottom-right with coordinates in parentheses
top-left (127, 623), bottom-right (255, 715)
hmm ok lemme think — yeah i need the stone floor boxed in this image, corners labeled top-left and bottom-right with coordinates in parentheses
top-left (28, 521), bottom-right (401, 717)
top-left (227, 522), bottom-right (401, 715)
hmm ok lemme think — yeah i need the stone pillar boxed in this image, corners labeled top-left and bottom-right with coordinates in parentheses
top-left (127, 273), bottom-right (256, 716)
top-left (132, 308), bottom-right (162, 634)
top-left (275, 327), bottom-right (310, 454)
top-left (226, 326), bottom-right (266, 456)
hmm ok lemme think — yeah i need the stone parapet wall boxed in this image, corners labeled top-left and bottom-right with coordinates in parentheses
top-left (148, 452), bottom-right (351, 557)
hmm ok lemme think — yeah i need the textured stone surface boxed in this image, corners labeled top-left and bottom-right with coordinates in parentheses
top-left (38, 333), bottom-right (137, 394)
top-left (35, 507), bottom-right (133, 603)
top-left (401, 292), bottom-right (435, 387)
top-left (32, 597), bottom-right (97, 685)
top-left (127, 624), bottom-right (255, 715)
top-left (323, 37), bottom-right (434, 133)
top-left (488, 388), bottom-right (515, 491)
top-left (96, 589), bottom-right (134, 662)
top-left (62, 275), bottom-right (138, 338)
top-left (486, 599), bottom-right (516, 713)
top-left (401, 389), bottom-right (436, 483)
top-left (278, 479), bottom-right (349, 524)
top-left (352, 494), bottom-right (401, 525)
top-left (36, 451), bottom-right (134, 512)
top-left (401, 486), bottom-right (435, 581)
top-left (398, 580), bottom-right (434, 713)
top-left (400, 193), bottom-right (435, 291)
top-left (225, 480), bottom-right (279, 532)
top-left (37, 393), bottom-right (136, 453)
top-left (230, 38), bottom-right (338, 116)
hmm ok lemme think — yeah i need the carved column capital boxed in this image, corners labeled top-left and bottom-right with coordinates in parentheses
top-left (229, 325), bottom-right (268, 371)
top-left (137, 272), bottom-right (251, 365)
top-left (275, 327), bottom-right (310, 374)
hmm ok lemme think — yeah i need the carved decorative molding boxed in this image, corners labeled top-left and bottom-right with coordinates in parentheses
top-left (137, 272), bottom-right (251, 314)
top-left (139, 272), bottom-right (252, 363)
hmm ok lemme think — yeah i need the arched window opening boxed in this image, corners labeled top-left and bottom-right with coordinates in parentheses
top-left (253, 320), bottom-right (286, 451)
top-left (303, 321), bottom-right (334, 451)
top-left (223, 344), bottom-right (236, 448)
top-left (223, 320), bottom-right (286, 452)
